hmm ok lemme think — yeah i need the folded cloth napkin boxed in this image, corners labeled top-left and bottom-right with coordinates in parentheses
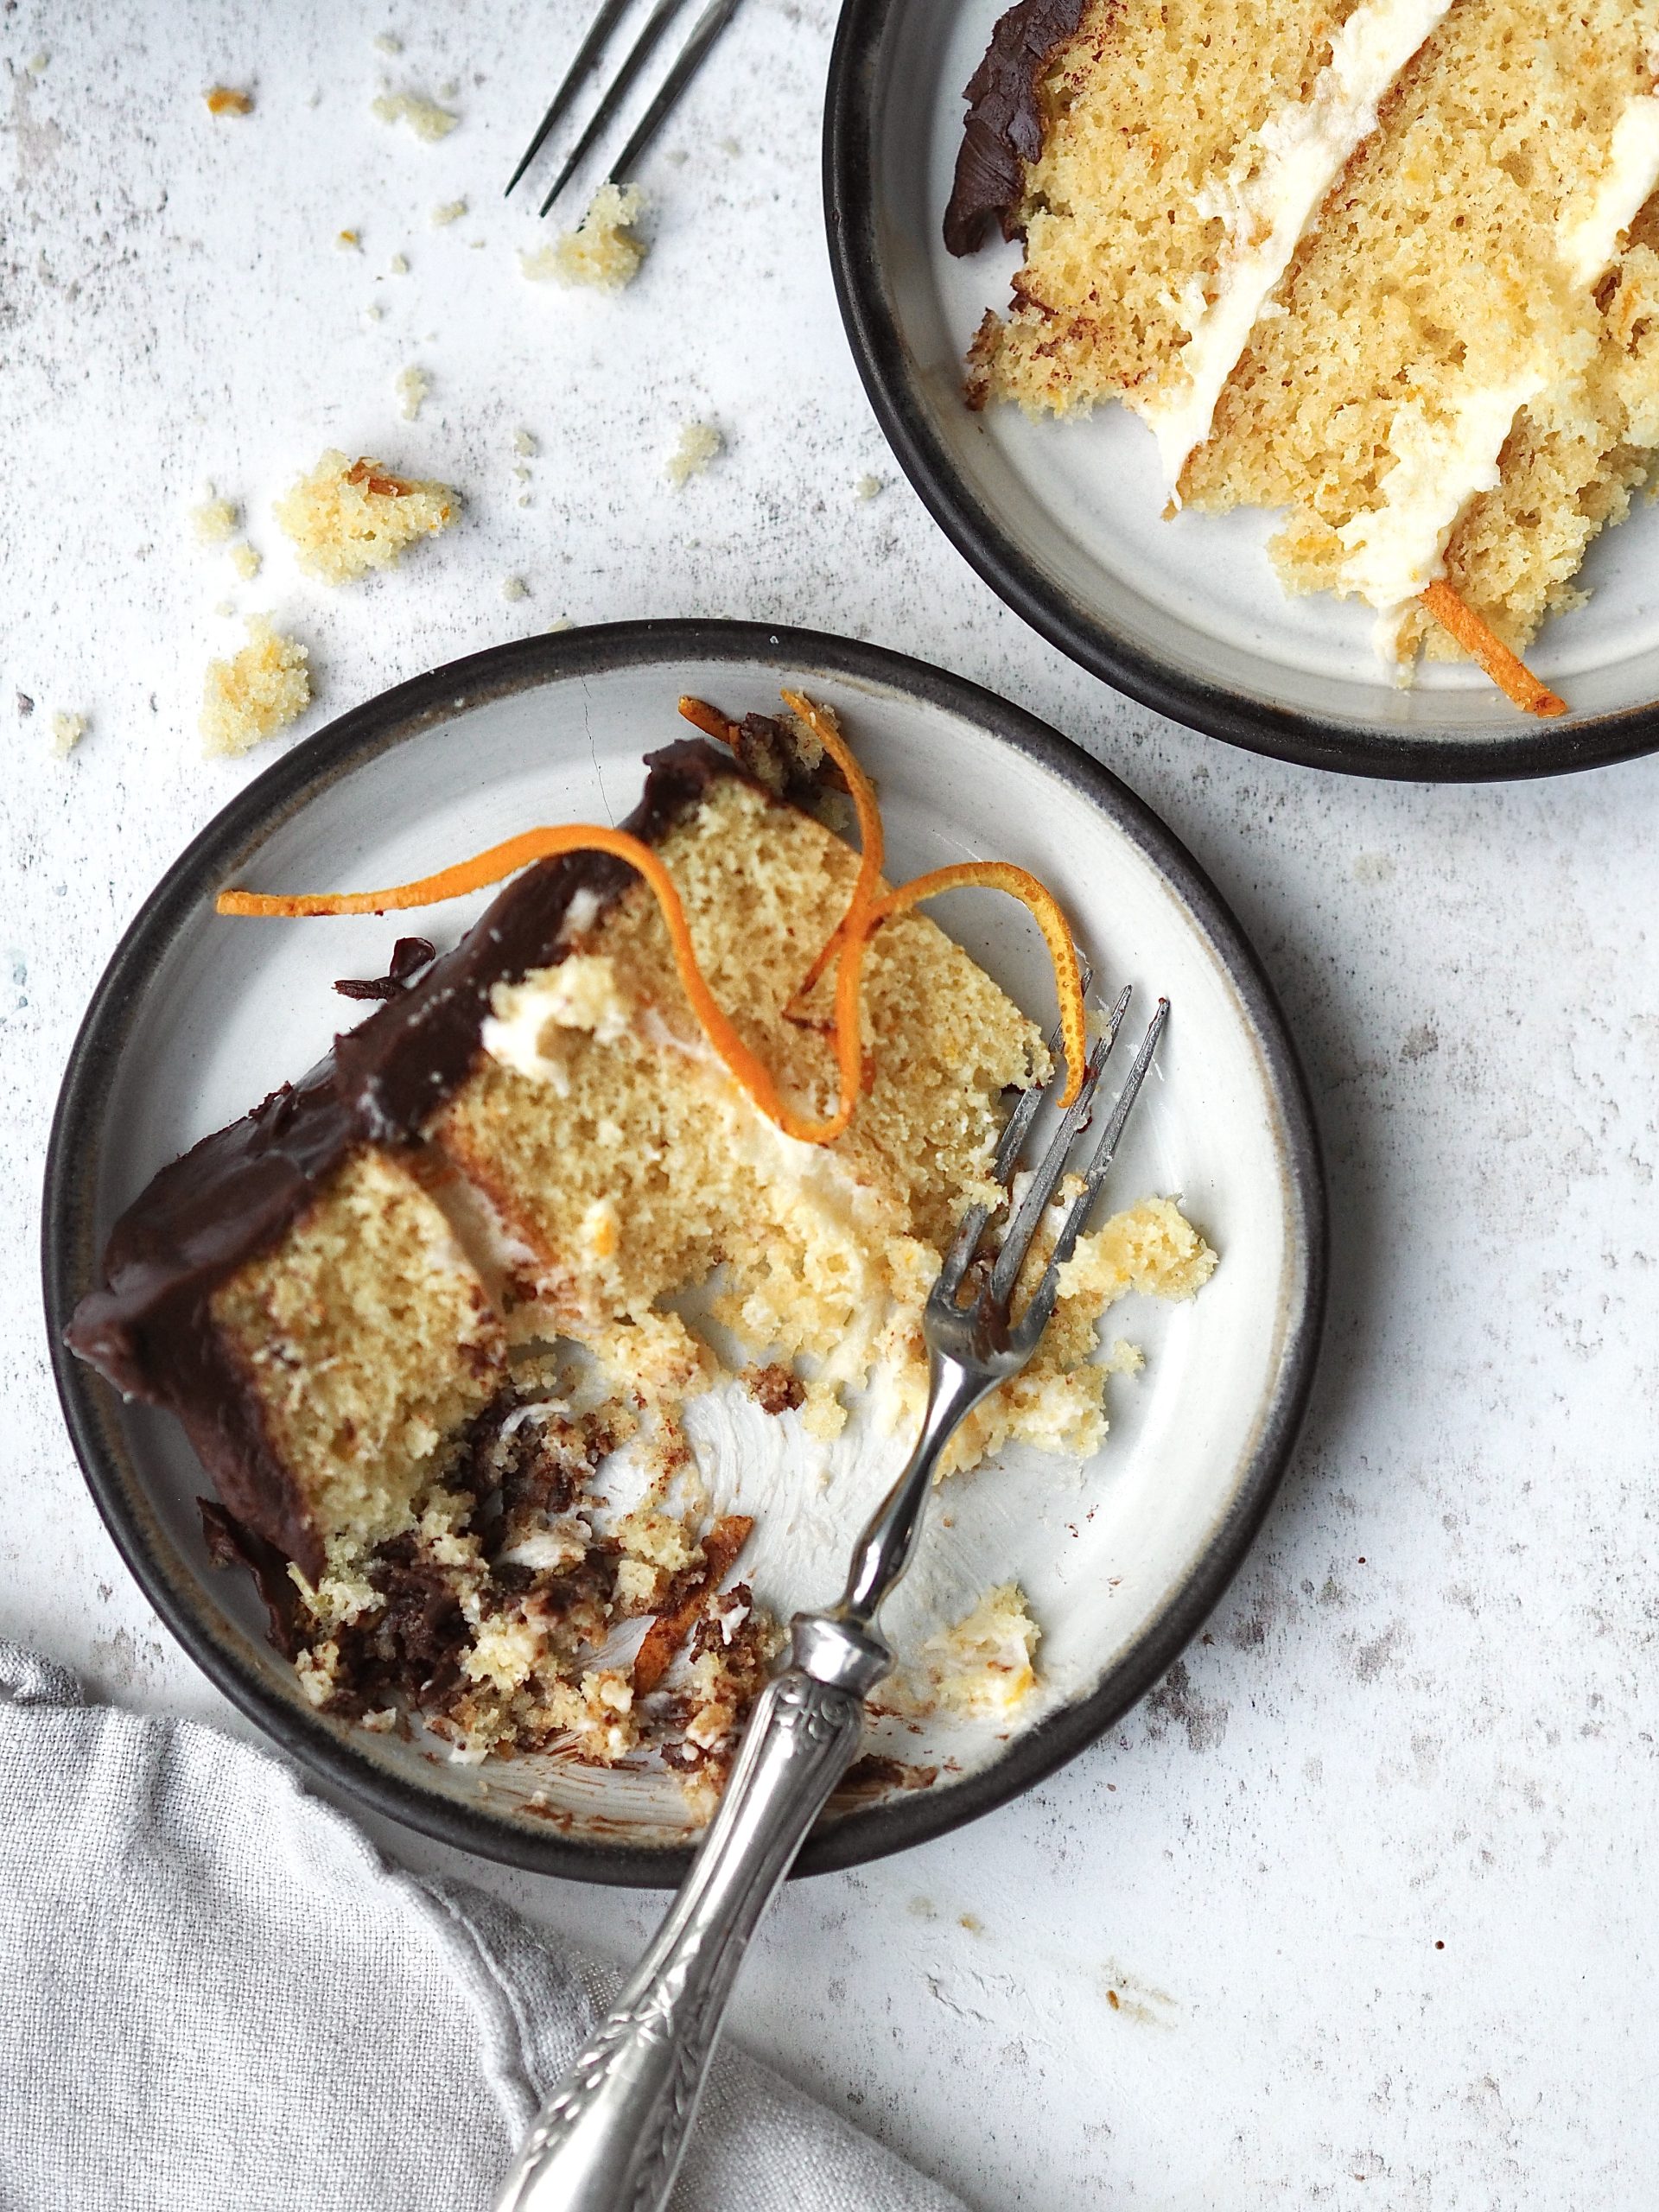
top-left (0, 1641), bottom-right (967, 2212)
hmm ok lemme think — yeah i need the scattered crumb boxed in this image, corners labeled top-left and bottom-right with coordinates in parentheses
top-left (213, 598), bottom-right (237, 618)
top-left (50, 711), bottom-right (86, 759)
top-left (665, 421), bottom-right (722, 489)
top-left (372, 87), bottom-right (459, 141)
top-left (516, 493), bottom-right (532, 508)
top-left (200, 617), bottom-right (309, 759)
top-left (717, 136), bottom-right (741, 156)
top-left (373, 31), bottom-right (402, 54)
top-left (512, 428), bottom-right (538, 457)
top-left (511, 464), bottom-right (531, 483)
top-left (501, 575), bottom-right (529, 602)
top-left (337, 229), bottom-right (362, 252)
top-left (275, 449), bottom-right (457, 585)
top-left (439, 78), bottom-right (460, 99)
top-left (924, 1584), bottom-right (1041, 1719)
top-left (364, 302), bottom-right (385, 322)
top-left (431, 199), bottom-right (467, 227)
top-left (547, 617), bottom-right (575, 632)
top-left (204, 84), bottom-right (251, 115)
top-left (855, 474), bottom-right (885, 500)
top-left (230, 540), bottom-right (262, 581)
top-left (520, 182), bottom-right (645, 292)
top-left (389, 251), bottom-right (409, 276)
top-left (28, 52), bottom-right (48, 76)
top-left (191, 495), bottom-right (238, 546)
top-left (395, 365), bottom-right (429, 421)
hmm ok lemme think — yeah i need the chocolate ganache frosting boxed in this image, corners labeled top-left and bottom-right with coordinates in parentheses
top-left (66, 738), bottom-right (756, 1578)
top-left (942, 0), bottom-right (1089, 258)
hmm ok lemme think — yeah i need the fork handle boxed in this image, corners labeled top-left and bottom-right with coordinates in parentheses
top-left (493, 1619), bottom-right (887, 2212)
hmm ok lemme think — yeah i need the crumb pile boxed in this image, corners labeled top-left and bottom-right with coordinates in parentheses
top-left (951, 0), bottom-right (1659, 681)
top-left (200, 616), bottom-right (310, 758)
top-left (521, 183), bottom-right (647, 291)
top-left (72, 715), bottom-right (1214, 1787)
top-left (275, 448), bottom-right (457, 585)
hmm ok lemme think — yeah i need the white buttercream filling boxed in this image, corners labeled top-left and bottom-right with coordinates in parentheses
top-left (1334, 373), bottom-right (1546, 656)
top-left (1136, 0), bottom-right (1453, 493)
top-left (1559, 92), bottom-right (1659, 289)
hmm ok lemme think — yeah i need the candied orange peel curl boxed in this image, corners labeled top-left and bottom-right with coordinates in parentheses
top-left (1420, 580), bottom-right (1567, 719)
top-left (217, 694), bottom-right (1089, 1143)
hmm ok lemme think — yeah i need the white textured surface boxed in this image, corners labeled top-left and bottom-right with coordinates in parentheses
top-left (3, 6), bottom-right (1656, 2208)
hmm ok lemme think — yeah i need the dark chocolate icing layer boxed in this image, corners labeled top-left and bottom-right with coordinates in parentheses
top-left (942, 0), bottom-right (1089, 258)
top-left (67, 737), bottom-right (747, 1578)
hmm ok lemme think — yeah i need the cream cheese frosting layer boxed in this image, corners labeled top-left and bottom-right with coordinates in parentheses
top-left (1559, 91), bottom-right (1659, 290)
top-left (1135, 0), bottom-right (1455, 496)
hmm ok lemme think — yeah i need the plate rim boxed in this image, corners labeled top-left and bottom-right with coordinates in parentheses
top-left (821, 0), bottom-right (1659, 786)
top-left (41, 617), bottom-right (1327, 1886)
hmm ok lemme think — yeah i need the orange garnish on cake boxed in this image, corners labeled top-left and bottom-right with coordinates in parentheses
top-left (1418, 584), bottom-right (1567, 720)
top-left (218, 696), bottom-right (1089, 1141)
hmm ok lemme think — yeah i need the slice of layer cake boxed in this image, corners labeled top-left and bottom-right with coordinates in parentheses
top-left (950, 0), bottom-right (1659, 691)
top-left (69, 709), bottom-right (1214, 1775)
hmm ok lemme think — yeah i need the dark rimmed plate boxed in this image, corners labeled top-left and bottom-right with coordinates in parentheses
top-left (44, 620), bottom-right (1325, 1885)
top-left (823, 0), bottom-right (1659, 783)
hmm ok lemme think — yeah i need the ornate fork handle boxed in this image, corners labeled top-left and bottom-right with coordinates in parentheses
top-left (494, 1618), bottom-right (889, 2212)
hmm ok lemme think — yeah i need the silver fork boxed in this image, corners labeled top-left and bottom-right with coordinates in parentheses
top-left (505, 0), bottom-right (747, 217)
top-left (493, 987), bottom-right (1170, 2212)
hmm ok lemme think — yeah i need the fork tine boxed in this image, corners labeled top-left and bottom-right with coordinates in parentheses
top-left (1012, 999), bottom-right (1170, 1348)
top-left (988, 987), bottom-right (1134, 1306)
top-left (539, 0), bottom-right (690, 216)
top-left (505, 0), bottom-right (633, 197)
top-left (935, 958), bottom-right (1097, 1301)
top-left (599, 0), bottom-right (745, 191)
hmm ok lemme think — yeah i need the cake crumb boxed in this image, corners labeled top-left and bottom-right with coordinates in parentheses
top-left (547, 616), bottom-right (575, 632)
top-left (431, 199), bottom-right (467, 227)
top-left (337, 229), bottom-right (362, 252)
top-left (502, 575), bottom-right (529, 602)
top-left (275, 449), bottom-right (457, 585)
top-left (50, 711), bottom-right (86, 760)
top-left (512, 428), bottom-right (538, 457)
top-left (230, 540), bottom-right (262, 581)
top-left (373, 31), bottom-right (403, 54)
top-left (520, 182), bottom-right (645, 291)
top-left (192, 495), bottom-right (238, 545)
top-left (925, 1585), bottom-right (1041, 1718)
top-left (372, 87), bottom-right (459, 141)
top-left (200, 617), bottom-right (309, 759)
top-left (665, 421), bottom-right (722, 489)
top-left (364, 302), bottom-right (385, 322)
top-left (204, 84), bottom-right (251, 115)
top-left (389, 251), bottom-right (410, 276)
top-left (213, 598), bottom-right (236, 618)
top-left (28, 52), bottom-right (49, 76)
top-left (855, 474), bottom-right (885, 500)
top-left (395, 365), bottom-right (429, 421)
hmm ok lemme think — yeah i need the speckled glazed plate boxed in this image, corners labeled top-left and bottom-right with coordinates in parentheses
top-left (44, 621), bottom-right (1324, 1885)
top-left (823, 0), bottom-right (1659, 783)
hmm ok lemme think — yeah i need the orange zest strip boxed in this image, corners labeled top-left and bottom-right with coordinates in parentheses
top-left (676, 694), bottom-right (739, 747)
top-left (1420, 580), bottom-right (1567, 719)
top-left (777, 690), bottom-right (885, 1007)
top-left (861, 863), bottom-right (1088, 1109)
top-left (217, 826), bottom-right (845, 1144)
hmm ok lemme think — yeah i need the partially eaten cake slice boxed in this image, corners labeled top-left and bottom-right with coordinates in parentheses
top-left (69, 705), bottom-right (1214, 1783)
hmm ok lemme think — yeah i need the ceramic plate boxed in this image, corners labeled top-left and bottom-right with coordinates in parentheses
top-left (823, 0), bottom-right (1659, 782)
top-left (44, 621), bottom-right (1324, 1885)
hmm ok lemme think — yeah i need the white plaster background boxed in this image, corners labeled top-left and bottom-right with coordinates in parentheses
top-left (3, 4), bottom-right (1656, 2206)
